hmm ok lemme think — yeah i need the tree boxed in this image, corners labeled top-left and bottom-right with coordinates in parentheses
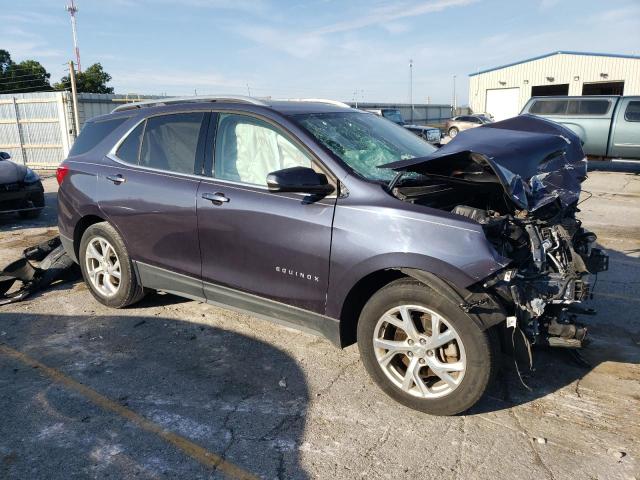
top-left (54, 63), bottom-right (114, 94)
top-left (0, 50), bottom-right (52, 93)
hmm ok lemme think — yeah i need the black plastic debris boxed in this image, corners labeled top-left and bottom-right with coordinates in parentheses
top-left (0, 236), bottom-right (80, 305)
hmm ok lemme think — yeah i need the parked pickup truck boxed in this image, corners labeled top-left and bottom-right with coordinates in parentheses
top-left (521, 96), bottom-right (640, 159)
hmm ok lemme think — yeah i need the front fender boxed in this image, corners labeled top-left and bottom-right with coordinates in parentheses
top-left (325, 251), bottom-right (504, 319)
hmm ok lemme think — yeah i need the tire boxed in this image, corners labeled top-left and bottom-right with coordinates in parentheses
top-left (448, 127), bottom-right (458, 138)
top-left (357, 278), bottom-right (496, 415)
top-left (79, 222), bottom-right (145, 308)
top-left (19, 209), bottom-right (41, 219)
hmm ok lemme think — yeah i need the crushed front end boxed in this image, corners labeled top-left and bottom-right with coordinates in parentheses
top-left (383, 114), bottom-right (609, 350)
top-left (457, 203), bottom-right (608, 348)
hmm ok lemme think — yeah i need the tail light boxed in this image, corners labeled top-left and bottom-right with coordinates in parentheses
top-left (56, 164), bottom-right (70, 186)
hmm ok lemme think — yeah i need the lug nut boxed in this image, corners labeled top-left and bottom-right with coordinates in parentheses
top-left (427, 350), bottom-right (434, 356)
top-left (419, 338), bottom-right (427, 345)
top-left (407, 352), bottom-right (413, 358)
top-left (407, 339), bottom-right (414, 345)
top-left (419, 358), bottom-right (426, 365)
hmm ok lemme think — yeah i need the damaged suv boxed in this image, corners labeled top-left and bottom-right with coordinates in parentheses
top-left (57, 97), bottom-right (607, 415)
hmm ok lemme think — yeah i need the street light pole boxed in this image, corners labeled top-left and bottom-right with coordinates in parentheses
top-left (409, 59), bottom-right (414, 123)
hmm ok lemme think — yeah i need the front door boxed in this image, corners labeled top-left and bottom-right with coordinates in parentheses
top-left (610, 98), bottom-right (640, 159)
top-left (196, 112), bottom-right (335, 314)
top-left (97, 112), bottom-right (208, 279)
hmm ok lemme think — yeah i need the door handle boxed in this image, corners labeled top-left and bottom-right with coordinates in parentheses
top-left (201, 192), bottom-right (229, 205)
top-left (106, 174), bottom-right (126, 184)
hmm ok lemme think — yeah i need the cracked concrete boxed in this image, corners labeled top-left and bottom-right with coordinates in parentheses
top-left (0, 172), bottom-right (639, 479)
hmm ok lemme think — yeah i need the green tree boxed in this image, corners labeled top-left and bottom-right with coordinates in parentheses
top-left (0, 50), bottom-right (52, 93)
top-left (55, 63), bottom-right (114, 94)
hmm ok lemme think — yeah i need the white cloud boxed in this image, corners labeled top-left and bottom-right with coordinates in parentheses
top-left (314, 0), bottom-right (477, 34)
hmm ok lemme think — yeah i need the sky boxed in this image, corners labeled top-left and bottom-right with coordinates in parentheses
top-left (2, 0), bottom-right (639, 105)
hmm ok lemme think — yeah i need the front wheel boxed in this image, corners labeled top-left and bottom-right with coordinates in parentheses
top-left (448, 127), bottom-right (458, 138)
top-left (357, 279), bottom-right (496, 415)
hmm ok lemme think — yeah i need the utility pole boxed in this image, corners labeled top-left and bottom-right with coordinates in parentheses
top-left (409, 59), bottom-right (414, 123)
top-left (69, 61), bottom-right (80, 137)
top-left (65, 0), bottom-right (81, 72)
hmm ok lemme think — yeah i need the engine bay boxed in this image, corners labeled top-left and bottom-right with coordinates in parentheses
top-left (394, 177), bottom-right (609, 350)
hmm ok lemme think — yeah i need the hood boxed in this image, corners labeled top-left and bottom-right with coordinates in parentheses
top-left (0, 159), bottom-right (26, 184)
top-left (382, 115), bottom-right (587, 212)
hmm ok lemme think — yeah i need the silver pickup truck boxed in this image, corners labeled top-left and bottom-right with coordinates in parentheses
top-left (521, 96), bottom-right (640, 159)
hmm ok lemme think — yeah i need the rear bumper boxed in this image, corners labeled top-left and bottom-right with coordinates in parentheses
top-left (0, 181), bottom-right (44, 214)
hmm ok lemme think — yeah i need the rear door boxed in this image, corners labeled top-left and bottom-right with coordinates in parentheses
top-left (610, 98), bottom-right (640, 159)
top-left (196, 111), bottom-right (336, 314)
top-left (98, 111), bottom-right (209, 284)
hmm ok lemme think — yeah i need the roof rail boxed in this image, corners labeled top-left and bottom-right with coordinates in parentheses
top-left (282, 98), bottom-right (351, 109)
top-left (112, 95), bottom-right (269, 112)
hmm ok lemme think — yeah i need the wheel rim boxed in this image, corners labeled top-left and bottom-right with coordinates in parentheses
top-left (85, 236), bottom-right (121, 298)
top-left (373, 305), bottom-right (467, 399)
top-left (449, 128), bottom-right (457, 137)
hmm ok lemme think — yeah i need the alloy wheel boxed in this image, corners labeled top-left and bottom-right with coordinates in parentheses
top-left (373, 305), bottom-right (467, 399)
top-left (85, 236), bottom-right (121, 297)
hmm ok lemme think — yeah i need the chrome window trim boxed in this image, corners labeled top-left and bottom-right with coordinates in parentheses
top-left (105, 109), bottom-right (339, 199)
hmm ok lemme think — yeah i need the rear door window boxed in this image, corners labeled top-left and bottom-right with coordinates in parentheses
top-left (529, 100), bottom-right (568, 115)
top-left (70, 117), bottom-right (128, 156)
top-left (624, 101), bottom-right (640, 122)
top-left (139, 112), bottom-right (205, 174)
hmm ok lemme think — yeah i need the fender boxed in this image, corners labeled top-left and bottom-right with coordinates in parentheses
top-left (325, 251), bottom-right (502, 319)
top-left (399, 268), bottom-right (507, 330)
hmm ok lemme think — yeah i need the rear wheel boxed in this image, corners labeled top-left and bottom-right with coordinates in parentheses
top-left (448, 127), bottom-right (458, 138)
top-left (357, 279), bottom-right (495, 415)
top-left (79, 222), bottom-right (145, 308)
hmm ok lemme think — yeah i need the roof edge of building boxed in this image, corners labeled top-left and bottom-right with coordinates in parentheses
top-left (468, 51), bottom-right (640, 77)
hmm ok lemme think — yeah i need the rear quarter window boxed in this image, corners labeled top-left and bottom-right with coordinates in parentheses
top-left (69, 117), bottom-right (128, 156)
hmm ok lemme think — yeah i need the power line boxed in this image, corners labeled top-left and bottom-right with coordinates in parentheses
top-left (0, 78), bottom-right (51, 86)
top-left (0, 72), bottom-right (52, 80)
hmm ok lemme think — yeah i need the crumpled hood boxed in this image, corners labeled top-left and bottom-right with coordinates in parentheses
top-left (382, 115), bottom-right (587, 211)
top-left (0, 159), bottom-right (26, 184)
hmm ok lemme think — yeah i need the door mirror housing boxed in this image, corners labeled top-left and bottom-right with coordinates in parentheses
top-left (0, 152), bottom-right (10, 161)
top-left (267, 166), bottom-right (335, 196)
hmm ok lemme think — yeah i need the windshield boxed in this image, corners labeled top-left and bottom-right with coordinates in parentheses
top-left (295, 111), bottom-right (436, 182)
top-left (477, 115), bottom-right (493, 123)
top-left (381, 109), bottom-right (404, 124)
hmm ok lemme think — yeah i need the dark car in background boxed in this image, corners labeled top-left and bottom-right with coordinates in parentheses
top-left (57, 97), bottom-right (606, 415)
top-left (0, 151), bottom-right (44, 219)
top-left (365, 108), bottom-right (441, 144)
top-left (445, 114), bottom-right (493, 138)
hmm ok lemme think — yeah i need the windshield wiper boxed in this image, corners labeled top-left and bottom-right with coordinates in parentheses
top-left (387, 171), bottom-right (405, 192)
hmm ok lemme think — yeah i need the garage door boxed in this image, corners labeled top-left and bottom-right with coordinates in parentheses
top-left (485, 88), bottom-right (520, 121)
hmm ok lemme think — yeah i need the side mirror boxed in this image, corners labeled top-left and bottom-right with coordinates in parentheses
top-left (267, 166), bottom-right (335, 196)
top-left (0, 152), bottom-right (10, 161)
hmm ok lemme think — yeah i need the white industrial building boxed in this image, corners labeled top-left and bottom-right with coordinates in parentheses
top-left (468, 51), bottom-right (640, 121)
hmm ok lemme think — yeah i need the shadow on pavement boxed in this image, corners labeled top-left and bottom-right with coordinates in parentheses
top-left (0, 312), bottom-right (310, 479)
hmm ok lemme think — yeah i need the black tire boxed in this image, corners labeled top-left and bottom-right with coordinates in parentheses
top-left (19, 209), bottom-right (41, 219)
top-left (79, 222), bottom-right (145, 308)
top-left (448, 127), bottom-right (458, 138)
top-left (357, 278), bottom-right (496, 415)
